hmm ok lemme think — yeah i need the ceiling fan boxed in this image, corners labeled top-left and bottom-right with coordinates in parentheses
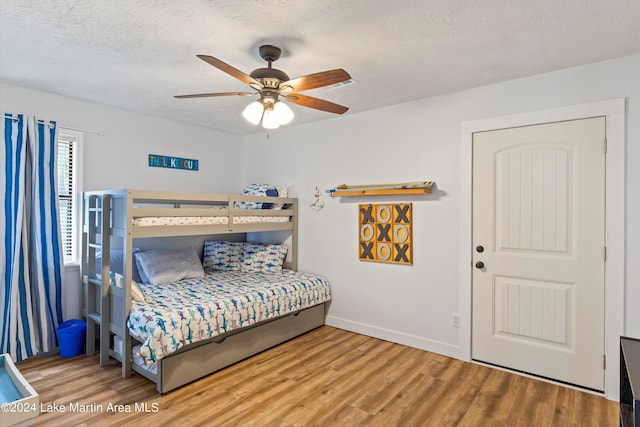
top-left (175, 44), bottom-right (351, 129)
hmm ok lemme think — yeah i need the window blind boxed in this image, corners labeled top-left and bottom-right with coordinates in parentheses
top-left (57, 138), bottom-right (74, 261)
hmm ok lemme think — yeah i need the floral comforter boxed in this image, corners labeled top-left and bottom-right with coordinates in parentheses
top-left (127, 270), bottom-right (331, 365)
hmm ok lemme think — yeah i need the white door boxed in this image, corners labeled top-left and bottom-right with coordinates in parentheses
top-left (472, 117), bottom-right (606, 391)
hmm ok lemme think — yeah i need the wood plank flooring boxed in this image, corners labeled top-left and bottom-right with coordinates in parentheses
top-left (12, 326), bottom-right (618, 426)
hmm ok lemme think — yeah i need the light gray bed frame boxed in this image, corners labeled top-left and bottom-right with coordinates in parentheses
top-left (82, 189), bottom-right (325, 393)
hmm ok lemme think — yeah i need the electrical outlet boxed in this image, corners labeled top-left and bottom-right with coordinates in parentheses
top-left (452, 314), bottom-right (460, 328)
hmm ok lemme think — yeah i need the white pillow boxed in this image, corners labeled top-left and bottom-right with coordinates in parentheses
top-left (134, 247), bottom-right (205, 285)
top-left (96, 248), bottom-right (142, 282)
top-left (131, 281), bottom-right (145, 302)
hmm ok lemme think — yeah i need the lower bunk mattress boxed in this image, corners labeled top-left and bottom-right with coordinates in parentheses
top-left (127, 270), bottom-right (331, 367)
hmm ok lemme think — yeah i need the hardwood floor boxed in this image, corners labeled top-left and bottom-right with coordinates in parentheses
top-left (12, 326), bottom-right (617, 426)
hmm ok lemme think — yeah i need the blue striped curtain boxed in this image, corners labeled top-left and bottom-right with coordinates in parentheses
top-left (1, 113), bottom-right (63, 361)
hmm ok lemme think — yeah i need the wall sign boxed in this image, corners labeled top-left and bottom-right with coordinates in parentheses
top-left (148, 154), bottom-right (199, 171)
top-left (359, 203), bottom-right (413, 265)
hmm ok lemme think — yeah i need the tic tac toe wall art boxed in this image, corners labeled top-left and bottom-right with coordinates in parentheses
top-left (359, 203), bottom-right (412, 265)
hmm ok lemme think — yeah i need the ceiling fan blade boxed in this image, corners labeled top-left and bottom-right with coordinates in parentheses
top-left (196, 54), bottom-right (263, 89)
top-left (284, 93), bottom-right (349, 114)
top-left (282, 69), bottom-right (351, 92)
top-left (174, 92), bottom-right (254, 99)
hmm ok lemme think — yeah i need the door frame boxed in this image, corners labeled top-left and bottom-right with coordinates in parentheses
top-left (459, 98), bottom-right (625, 400)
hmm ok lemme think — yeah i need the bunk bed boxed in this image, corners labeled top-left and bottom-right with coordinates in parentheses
top-left (82, 189), bottom-right (329, 393)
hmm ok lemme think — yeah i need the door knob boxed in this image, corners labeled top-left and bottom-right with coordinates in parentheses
top-left (475, 261), bottom-right (485, 269)
top-left (476, 245), bottom-right (484, 253)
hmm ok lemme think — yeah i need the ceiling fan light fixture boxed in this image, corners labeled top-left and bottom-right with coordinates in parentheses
top-left (273, 101), bottom-right (294, 125)
top-left (261, 107), bottom-right (280, 129)
top-left (242, 100), bottom-right (264, 125)
top-left (243, 98), bottom-right (293, 129)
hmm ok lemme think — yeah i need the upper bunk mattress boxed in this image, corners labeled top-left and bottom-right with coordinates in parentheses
top-left (127, 270), bottom-right (330, 365)
top-left (133, 215), bottom-right (290, 226)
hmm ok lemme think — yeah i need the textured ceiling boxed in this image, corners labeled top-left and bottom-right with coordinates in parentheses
top-left (1, 0), bottom-right (639, 136)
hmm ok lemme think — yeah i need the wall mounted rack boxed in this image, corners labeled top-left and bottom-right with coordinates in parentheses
top-left (328, 181), bottom-right (433, 197)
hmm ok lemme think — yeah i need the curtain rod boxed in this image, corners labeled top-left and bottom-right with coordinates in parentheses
top-left (54, 123), bottom-right (107, 136)
top-left (3, 114), bottom-right (107, 136)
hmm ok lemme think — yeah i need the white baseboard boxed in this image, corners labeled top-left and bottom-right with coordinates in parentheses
top-left (325, 315), bottom-right (460, 359)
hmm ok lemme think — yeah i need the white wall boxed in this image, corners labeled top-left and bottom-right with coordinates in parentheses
top-left (0, 84), bottom-right (243, 193)
top-left (241, 54), bottom-right (640, 354)
top-left (1, 83), bottom-right (245, 319)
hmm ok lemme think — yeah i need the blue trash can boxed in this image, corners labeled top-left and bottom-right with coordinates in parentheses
top-left (56, 319), bottom-right (86, 358)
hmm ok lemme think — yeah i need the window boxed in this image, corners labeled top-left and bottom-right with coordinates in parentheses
top-left (57, 130), bottom-right (83, 265)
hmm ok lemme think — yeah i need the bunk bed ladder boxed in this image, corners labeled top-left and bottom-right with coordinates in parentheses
top-left (83, 193), bottom-right (112, 366)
